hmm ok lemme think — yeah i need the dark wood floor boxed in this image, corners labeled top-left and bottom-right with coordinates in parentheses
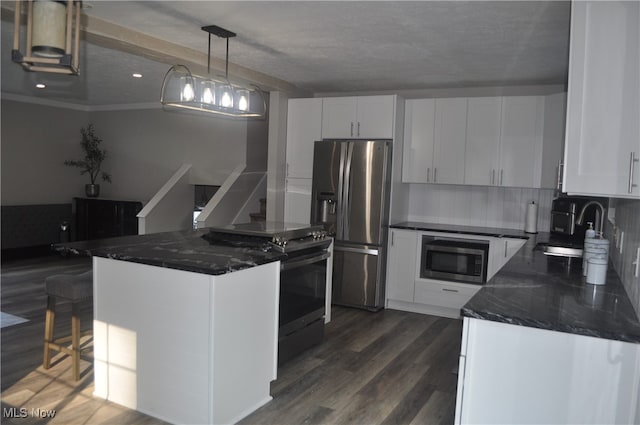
top-left (1, 255), bottom-right (461, 424)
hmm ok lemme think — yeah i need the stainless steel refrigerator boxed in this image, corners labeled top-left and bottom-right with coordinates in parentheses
top-left (311, 139), bottom-right (392, 311)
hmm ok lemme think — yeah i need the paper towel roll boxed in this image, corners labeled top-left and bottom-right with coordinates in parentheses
top-left (525, 201), bottom-right (538, 233)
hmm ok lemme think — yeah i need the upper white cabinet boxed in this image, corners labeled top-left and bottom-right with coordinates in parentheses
top-left (465, 97), bottom-right (502, 186)
top-left (563, 1), bottom-right (640, 198)
top-left (405, 95), bottom-right (560, 188)
top-left (286, 98), bottom-right (322, 179)
top-left (499, 96), bottom-right (544, 188)
top-left (403, 99), bottom-right (435, 183)
top-left (402, 98), bottom-right (466, 184)
top-left (433, 98), bottom-right (467, 184)
top-left (321, 95), bottom-right (395, 139)
top-left (284, 178), bottom-right (312, 224)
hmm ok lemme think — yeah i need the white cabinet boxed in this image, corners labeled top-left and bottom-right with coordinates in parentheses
top-left (413, 279), bottom-right (480, 319)
top-left (433, 98), bottom-right (467, 184)
top-left (321, 95), bottom-right (395, 139)
top-left (284, 178), bottom-right (312, 224)
top-left (487, 237), bottom-right (526, 279)
top-left (402, 99), bottom-right (435, 183)
top-left (563, 1), bottom-right (640, 198)
top-left (402, 98), bottom-right (466, 184)
top-left (498, 96), bottom-right (545, 188)
top-left (465, 97), bottom-right (502, 186)
top-left (386, 229), bottom-right (419, 303)
top-left (286, 98), bottom-right (322, 179)
top-left (455, 317), bottom-right (640, 424)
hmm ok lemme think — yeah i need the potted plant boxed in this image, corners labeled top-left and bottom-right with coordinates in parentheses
top-left (64, 124), bottom-right (112, 197)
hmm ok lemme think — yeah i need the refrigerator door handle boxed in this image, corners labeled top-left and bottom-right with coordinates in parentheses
top-left (334, 245), bottom-right (379, 256)
top-left (342, 142), bottom-right (354, 240)
top-left (336, 142), bottom-right (347, 239)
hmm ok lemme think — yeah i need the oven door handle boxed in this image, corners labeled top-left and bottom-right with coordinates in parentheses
top-left (281, 251), bottom-right (331, 271)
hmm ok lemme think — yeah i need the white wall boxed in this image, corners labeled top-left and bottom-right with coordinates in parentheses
top-left (1, 100), bottom-right (89, 205)
top-left (408, 184), bottom-right (556, 232)
top-left (1, 99), bottom-right (249, 205)
top-left (90, 108), bottom-right (247, 201)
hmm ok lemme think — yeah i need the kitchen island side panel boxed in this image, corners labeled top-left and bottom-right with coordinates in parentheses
top-left (92, 257), bottom-right (279, 425)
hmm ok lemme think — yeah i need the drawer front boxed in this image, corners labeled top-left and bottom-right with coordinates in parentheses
top-left (414, 279), bottom-right (480, 310)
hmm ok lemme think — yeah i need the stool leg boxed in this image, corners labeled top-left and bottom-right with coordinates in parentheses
top-left (71, 302), bottom-right (81, 381)
top-left (43, 295), bottom-right (56, 369)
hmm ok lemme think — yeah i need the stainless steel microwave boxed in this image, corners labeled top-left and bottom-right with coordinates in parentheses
top-left (420, 236), bottom-right (489, 284)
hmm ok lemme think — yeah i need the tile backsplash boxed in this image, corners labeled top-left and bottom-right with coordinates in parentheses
top-left (408, 184), bottom-right (556, 231)
top-left (606, 198), bottom-right (640, 316)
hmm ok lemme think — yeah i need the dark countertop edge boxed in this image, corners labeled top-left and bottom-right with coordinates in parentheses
top-left (390, 221), bottom-right (530, 239)
top-left (460, 308), bottom-right (640, 344)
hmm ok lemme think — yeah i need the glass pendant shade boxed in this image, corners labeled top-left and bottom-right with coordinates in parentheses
top-left (216, 84), bottom-right (235, 108)
top-left (236, 89), bottom-right (250, 111)
top-left (32, 0), bottom-right (67, 58)
top-left (200, 80), bottom-right (216, 104)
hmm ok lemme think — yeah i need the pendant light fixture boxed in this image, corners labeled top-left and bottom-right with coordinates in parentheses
top-left (12, 0), bottom-right (82, 75)
top-left (160, 25), bottom-right (266, 119)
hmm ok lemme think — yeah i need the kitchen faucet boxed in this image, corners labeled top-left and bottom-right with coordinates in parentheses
top-left (576, 201), bottom-right (606, 237)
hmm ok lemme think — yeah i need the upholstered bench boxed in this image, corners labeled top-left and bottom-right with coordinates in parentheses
top-left (43, 270), bottom-right (93, 380)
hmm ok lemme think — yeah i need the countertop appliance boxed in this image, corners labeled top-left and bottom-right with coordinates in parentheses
top-left (205, 222), bottom-right (331, 365)
top-left (310, 139), bottom-right (392, 311)
top-left (550, 195), bottom-right (608, 243)
top-left (420, 235), bottom-right (489, 284)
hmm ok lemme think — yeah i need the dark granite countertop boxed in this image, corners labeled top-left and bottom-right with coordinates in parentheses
top-left (390, 221), bottom-right (640, 343)
top-left (55, 228), bottom-right (286, 276)
top-left (463, 232), bottom-right (640, 343)
top-left (390, 221), bottom-right (530, 239)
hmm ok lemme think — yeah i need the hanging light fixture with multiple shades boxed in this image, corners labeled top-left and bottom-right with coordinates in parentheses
top-left (160, 25), bottom-right (266, 119)
top-left (12, 0), bottom-right (82, 75)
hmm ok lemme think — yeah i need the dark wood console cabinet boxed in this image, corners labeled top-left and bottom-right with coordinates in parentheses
top-left (74, 198), bottom-right (143, 241)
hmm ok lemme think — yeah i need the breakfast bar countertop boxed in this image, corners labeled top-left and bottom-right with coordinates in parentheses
top-left (389, 221), bottom-right (640, 344)
top-left (55, 228), bottom-right (286, 276)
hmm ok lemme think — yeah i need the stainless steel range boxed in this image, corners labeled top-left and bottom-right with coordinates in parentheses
top-left (204, 222), bottom-right (331, 365)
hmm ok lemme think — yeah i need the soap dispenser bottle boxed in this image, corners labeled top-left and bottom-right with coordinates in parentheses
top-left (585, 222), bottom-right (596, 239)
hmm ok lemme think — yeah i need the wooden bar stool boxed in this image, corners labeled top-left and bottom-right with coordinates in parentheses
top-left (43, 270), bottom-right (93, 380)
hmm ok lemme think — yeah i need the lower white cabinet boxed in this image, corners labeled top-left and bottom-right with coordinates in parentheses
top-left (386, 229), bottom-right (418, 303)
top-left (487, 237), bottom-right (526, 279)
top-left (455, 317), bottom-right (640, 424)
top-left (413, 279), bottom-right (480, 319)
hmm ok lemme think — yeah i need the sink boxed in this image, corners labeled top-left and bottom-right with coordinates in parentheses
top-left (535, 242), bottom-right (583, 258)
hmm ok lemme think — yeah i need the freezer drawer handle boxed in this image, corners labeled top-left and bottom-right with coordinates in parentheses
top-left (335, 246), bottom-right (379, 256)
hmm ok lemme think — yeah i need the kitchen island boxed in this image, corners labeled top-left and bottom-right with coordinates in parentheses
top-left (59, 229), bottom-right (285, 424)
top-left (456, 233), bottom-right (640, 424)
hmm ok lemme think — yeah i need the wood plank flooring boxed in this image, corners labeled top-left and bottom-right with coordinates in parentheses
top-left (1, 255), bottom-right (461, 424)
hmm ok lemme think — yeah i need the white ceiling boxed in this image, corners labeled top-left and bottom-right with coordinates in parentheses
top-left (0, 1), bottom-right (571, 107)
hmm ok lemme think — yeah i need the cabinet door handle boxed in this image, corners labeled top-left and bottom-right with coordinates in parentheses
top-left (357, 122), bottom-right (361, 137)
top-left (434, 168), bottom-right (438, 183)
top-left (557, 160), bottom-right (563, 191)
top-left (500, 169), bottom-right (504, 186)
top-left (427, 168), bottom-right (431, 183)
top-left (442, 288), bottom-right (459, 293)
top-left (286, 162), bottom-right (289, 177)
top-left (504, 240), bottom-right (508, 257)
top-left (491, 169), bottom-right (495, 185)
top-left (629, 152), bottom-right (638, 193)
top-left (391, 231), bottom-right (394, 246)
top-left (350, 122), bottom-right (354, 137)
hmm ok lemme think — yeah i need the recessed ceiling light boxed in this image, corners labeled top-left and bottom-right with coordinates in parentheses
top-left (132, 73), bottom-right (143, 78)
top-left (36, 83), bottom-right (46, 89)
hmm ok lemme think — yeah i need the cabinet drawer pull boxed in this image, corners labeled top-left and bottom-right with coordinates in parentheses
top-left (442, 288), bottom-right (459, 293)
top-left (629, 152), bottom-right (638, 194)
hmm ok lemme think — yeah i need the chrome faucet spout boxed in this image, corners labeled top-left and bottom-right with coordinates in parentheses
top-left (576, 201), bottom-right (606, 236)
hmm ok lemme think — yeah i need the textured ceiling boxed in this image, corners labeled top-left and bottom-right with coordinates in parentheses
top-left (0, 1), bottom-right (571, 106)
